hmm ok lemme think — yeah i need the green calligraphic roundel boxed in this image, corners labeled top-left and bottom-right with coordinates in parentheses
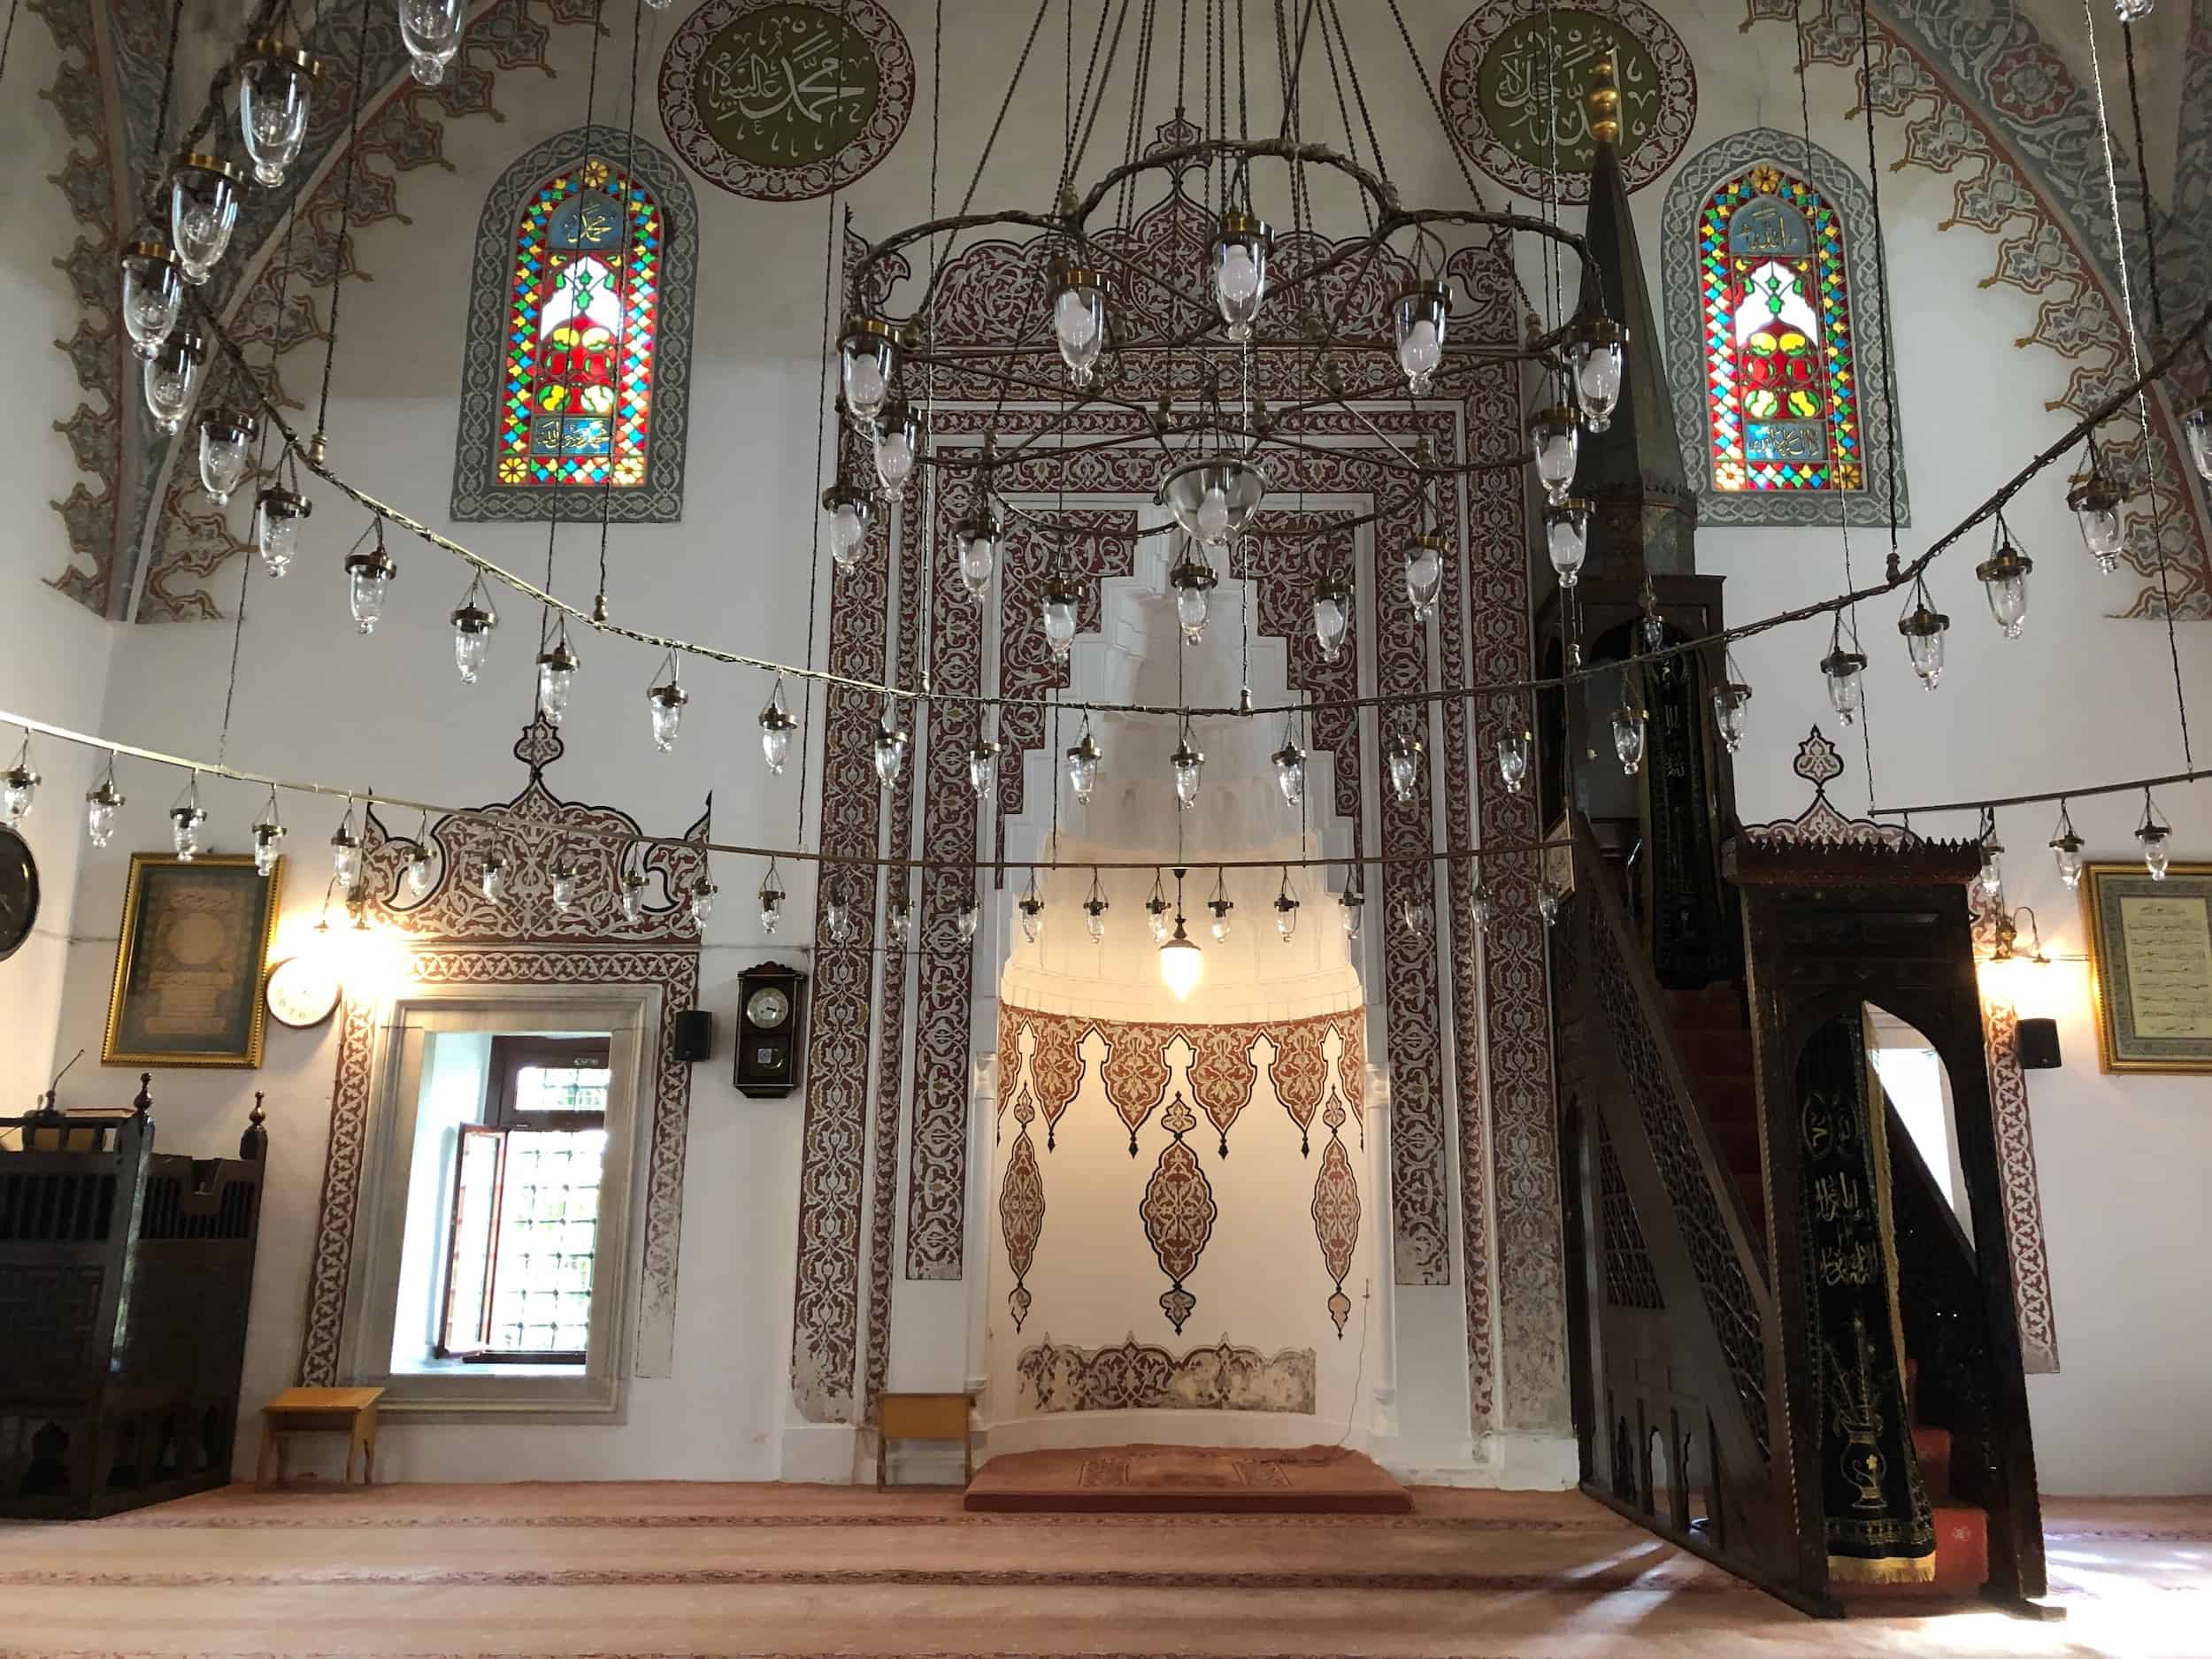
top-left (1438, 0), bottom-right (1696, 204)
top-left (660, 0), bottom-right (913, 202)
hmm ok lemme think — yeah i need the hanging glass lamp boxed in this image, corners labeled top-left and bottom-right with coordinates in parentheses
top-left (1051, 261), bottom-right (1107, 388)
top-left (872, 396), bottom-right (920, 495)
top-left (1272, 722), bottom-right (1307, 808)
top-left (0, 740), bottom-right (39, 828)
top-left (254, 486), bottom-right (311, 577)
top-left (956, 503), bottom-right (998, 601)
top-left (1065, 718), bottom-right (1102, 804)
top-left (1041, 566), bottom-right (1082, 660)
top-left (1392, 280), bottom-right (1449, 394)
top-left (758, 678), bottom-right (799, 772)
top-left (1146, 869), bottom-right (1172, 944)
top-left (1497, 729), bottom-right (1531, 797)
top-left (837, 317), bottom-right (901, 423)
top-left (84, 757), bottom-right (124, 848)
top-left (2069, 458), bottom-right (2125, 573)
top-left (449, 574), bottom-right (497, 683)
top-left (1171, 725), bottom-right (1204, 810)
top-left (399, 0), bottom-right (465, 85)
top-left (2049, 801), bottom-right (2085, 891)
top-left (119, 242), bottom-right (186, 360)
top-left (344, 533), bottom-right (398, 634)
top-left (1169, 541), bottom-right (1218, 643)
top-left (872, 705), bottom-right (910, 788)
top-left (1896, 580), bottom-right (1950, 690)
top-left (1210, 212), bottom-right (1273, 341)
top-left (1528, 405), bottom-right (1579, 504)
top-left (142, 326), bottom-right (208, 434)
top-left (537, 621), bottom-right (580, 726)
top-left (250, 791), bottom-right (286, 876)
top-left (1159, 456), bottom-right (1266, 547)
top-left (822, 484), bottom-right (873, 571)
top-left (1573, 316), bottom-right (1628, 431)
top-left (168, 154), bottom-right (243, 284)
top-left (1402, 532), bottom-right (1445, 620)
top-left (1311, 570), bottom-right (1352, 662)
top-left (1545, 498), bottom-right (1590, 587)
top-left (169, 777), bottom-right (207, 861)
top-left (196, 409), bottom-right (257, 506)
top-left (646, 656), bottom-right (688, 753)
top-left (1976, 528), bottom-right (2033, 640)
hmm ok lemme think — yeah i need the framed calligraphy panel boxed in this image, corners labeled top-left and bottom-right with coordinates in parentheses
top-left (659, 0), bottom-right (913, 202)
top-left (2083, 862), bottom-right (2212, 1073)
top-left (103, 855), bottom-right (282, 1069)
top-left (1438, 0), bottom-right (1695, 204)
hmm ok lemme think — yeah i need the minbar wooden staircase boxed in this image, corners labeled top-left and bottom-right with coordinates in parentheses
top-left (1555, 813), bottom-right (2051, 1619)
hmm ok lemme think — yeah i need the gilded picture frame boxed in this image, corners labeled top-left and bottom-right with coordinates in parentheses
top-left (2080, 860), bottom-right (2212, 1075)
top-left (103, 854), bottom-right (284, 1069)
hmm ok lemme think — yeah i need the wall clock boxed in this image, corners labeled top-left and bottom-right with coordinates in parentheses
top-left (265, 953), bottom-right (342, 1029)
top-left (0, 827), bottom-right (38, 964)
top-left (734, 961), bottom-right (808, 1098)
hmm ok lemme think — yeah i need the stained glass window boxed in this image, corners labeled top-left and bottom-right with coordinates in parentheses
top-left (1697, 164), bottom-right (1862, 495)
top-left (496, 158), bottom-right (662, 490)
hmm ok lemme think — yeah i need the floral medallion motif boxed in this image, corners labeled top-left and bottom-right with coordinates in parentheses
top-left (1027, 1010), bottom-right (1085, 1151)
top-left (1100, 1018), bottom-right (1173, 1156)
top-left (1185, 1024), bottom-right (1259, 1157)
top-left (1000, 1121), bottom-right (1045, 1334)
top-left (1438, 0), bottom-right (1697, 204)
top-left (1269, 1016), bottom-right (1330, 1156)
top-left (1313, 1116), bottom-right (1361, 1339)
top-left (1140, 1095), bottom-right (1217, 1335)
top-left (659, 0), bottom-right (913, 202)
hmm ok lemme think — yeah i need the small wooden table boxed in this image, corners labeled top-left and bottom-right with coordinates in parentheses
top-left (257, 1386), bottom-right (385, 1488)
top-left (877, 1391), bottom-right (975, 1487)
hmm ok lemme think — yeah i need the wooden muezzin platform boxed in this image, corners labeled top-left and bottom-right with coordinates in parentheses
top-left (963, 1444), bottom-right (1414, 1514)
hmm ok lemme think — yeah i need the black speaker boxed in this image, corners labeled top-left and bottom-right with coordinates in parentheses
top-left (672, 1008), bottom-right (714, 1063)
top-left (2015, 1016), bottom-right (2062, 1071)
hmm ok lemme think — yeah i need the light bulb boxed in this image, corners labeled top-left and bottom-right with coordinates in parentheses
top-left (345, 543), bottom-right (398, 634)
top-left (1175, 578), bottom-right (1210, 642)
top-left (1146, 893), bottom-right (1171, 945)
top-left (399, 0), bottom-right (465, 85)
top-left (1017, 887), bottom-right (1041, 944)
top-left (2142, 826), bottom-right (2171, 880)
top-left (84, 772), bottom-right (124, 848)
top-left (873, 399), bottom-right (918, 494)
top-left (1211, 215), bottom-right (1271, 341)
top-left (1394, 281), bottom-right (1448, 395)
top-left (168, 154), bottom-right (242, 284)
top-left (1171, 732), bottom-right (1204, 810)
top-left (1169, 543), bottom-right (1217, 642)
top-left (1312, 573), bottom-right (1351, 662)
top-left (758, 869), bottom-right (786, 934)
top-left (2184, 400), bottom-right (2211, 484)
top-left (1339, 887), bottom-right (1363, 941)
top-left (1041, 572), bottom-right (1081, 660)
top-left (537, 632), bottom-right (580, 726)
top-left (119, 242), bottom-right (185, 359)
top-left (1898, 600), bottom-right (1949, 690)
top-left (1065, 725), bottom-right (1102, 804)
top-left (872, 711), bottom-right (909, 788)
top-left (1711, 682), bottom-right (1751, 754)
top-left (958, 902), bottom-right (981, 944)
top-left (647, 671), bottom-right (688, 754)
top-left (142, 329), bottom-right (206, 434)
top-left (1159, 922), bottom-right (1202, 1000)
top-left (1273, 733), bottom-right (1307, 808)
top-left (551, 862), bottom-right (579, 913)
top-left (1978, 541), bottom-right (2032, 639)
top-left (2070, 471), bottom-right (2124, 572)
top-left (1611, 705), bottom-right (1646, 775)
top-left (2051, 825), bottom-right (2085, 890)
top-left (1053, 267), bottom-right (1106, 388)
top-left (1084, 885), bottom-right (1109, 944)
top-left (450, 587), bottom-right (497, 683)
top-left (838, 319), bottom-right (898, 423)
top-left (1160, 457), bottom-right (1265, 546)
top-left (1546, 499), bottom-right (1590, 587)
top-left (1209, 894), bottom-right (1233, 944)
top-left (197, 410), bottom-right (256, 506)
top-left (824, 486), bottom-right (872, 572)
top-left (759, 680), bottom-right (798, 772)
top-left (330, 815), bottom-right (363, 888)
top-left (969, 737), bottom-right (1000, 802)
top-left (255, 488), bottom-right (310, 578)
top-left (1403, 534), bottom-right (1444, 620)
top-left (1273, 879), bottom-right (1301, 941)
top-left (406, 845), bottom-right (435, 897)
top-left (1195, 484), bottom-right (1231, 543)
top-left (1497, 731), bottom-right (1531, 796)
top-left (957, 508), bottom-right (997, 601)
top-left (251, 813), bottom-right (286, 877)
top-left (1386, 732), bottom-right (1421, 803)
top-left (170, 797), bottom-right (206, 861)
top-left (620, 874), bottom-right (648, 924)
top-left (1573, 318), bottom-right (1627, 432)
top-left (237, 40), bottom-right (320, 187)
top-left (0, 749), bottom-right (38, 828)
top-left (1822, 645), bottom-right (1868, 724)
top-left (1530, 406), bottom-right (1579, 504)
top-left (480, 853), bottom-right (511, 902)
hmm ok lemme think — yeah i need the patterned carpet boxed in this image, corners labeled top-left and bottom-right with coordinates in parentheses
top-left (0, 1483), bottom-right (2204, 1657)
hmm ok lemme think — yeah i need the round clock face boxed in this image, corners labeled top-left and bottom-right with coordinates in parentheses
top-left (0, 827), bottom-right (38, 964)
top-left (746, 985), bottom-right (791, 1030)
top-left (265, 954), bottom-right (342, 1029)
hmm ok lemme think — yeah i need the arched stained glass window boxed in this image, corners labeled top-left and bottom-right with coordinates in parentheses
top-left (1700, 165), bottom-right (1856, 494)
top-left (454, 127), bottom-right (695, 522)
top-left (1661, 130), bottom-right (1906, 529)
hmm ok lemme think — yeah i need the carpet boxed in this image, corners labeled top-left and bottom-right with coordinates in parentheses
top-left (964, 1444), bottom-right (1414, 1514)
top-left (0, 1485), bottom-right (2203, 1657)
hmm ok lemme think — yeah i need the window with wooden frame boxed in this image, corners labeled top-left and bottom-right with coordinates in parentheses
top-left (438, 1037), bottom-right (611, 1363)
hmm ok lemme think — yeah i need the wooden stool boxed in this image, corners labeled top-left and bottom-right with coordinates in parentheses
top-left (877, 1391), bottom-right (975, 1487)
top-left (257, 1386), bottom-right (385, 1488)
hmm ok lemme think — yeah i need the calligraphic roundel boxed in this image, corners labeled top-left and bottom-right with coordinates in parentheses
top-left (660, 0), bottom-right (914, 202)
top-left (1438, 0), bottom-right (1695, 204)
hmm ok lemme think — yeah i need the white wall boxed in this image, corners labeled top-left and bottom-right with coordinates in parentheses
top-left (8, 0), bottom-right (2209, 1495)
